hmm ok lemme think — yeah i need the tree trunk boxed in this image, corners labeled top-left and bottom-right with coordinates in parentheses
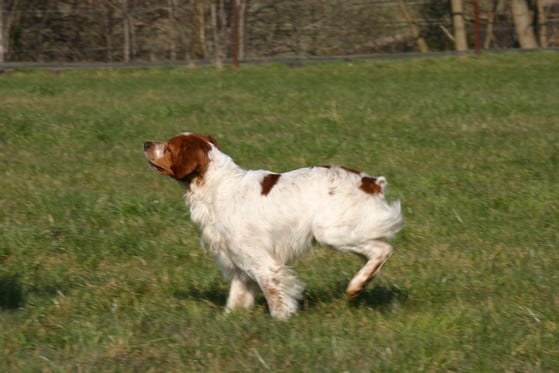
top-left (189, 0), bottom-right (207, 60)
top-left (484, 0), bottom-right (497, 49)
top-left (473, 0), bottom-right (480, 53)
top-left (484, 0), bottom-right (506, 49)
top-left (238, 0), bottom-right (247, 60)
top-left (397, 0), bottom-right (428, 52)
top-left (103, 5), bottom-right (113, 62)
top-left (511, 0), bottom-right (538, 48)
top-left (35, 6), bottom-right (51, 61)
top-left (129, 9), bottom-right (136, 58)
top-left (450, 0), bottom-right (468, 51)
top-left (0, 0), bottom-right (4, 63)
top-left (210, 1), bottom-right (221, 66)
top-left (536, 0), bottom-right (548, 48)
top-left (122, 0), bottom-right (130, 63)
top-left (231, 0), bottom-right (239, 66)
top-left (169, 0), bottom-right (177, 60)
top-left (218, 0), bottom-right (227, 61)
top-left (1, 0), bottom-right (19, 63)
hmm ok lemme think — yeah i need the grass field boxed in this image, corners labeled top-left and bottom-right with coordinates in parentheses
top-left (1, 52), bottom-right (558, 371)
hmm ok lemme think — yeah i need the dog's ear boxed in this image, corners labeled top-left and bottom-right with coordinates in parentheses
top-left (203, 134), bottom-right (218, 148)
top-left (168, 134), bottom-right (213, 181)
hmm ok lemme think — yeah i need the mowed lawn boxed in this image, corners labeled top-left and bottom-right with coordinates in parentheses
top-left (1, 52), bottom-right (558, 371)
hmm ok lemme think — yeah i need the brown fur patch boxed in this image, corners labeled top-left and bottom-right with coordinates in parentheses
top-left (359, 176), bottom-right (382, 195)
top-left (197, 134), bottom-right (218, 147)
top-left (167, 134), bottom-right (214, 183)
top-left (261, 173), bottom-right (281, 195)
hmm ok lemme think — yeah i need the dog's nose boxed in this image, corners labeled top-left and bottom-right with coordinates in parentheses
top-left (144, 142), bottom-right (152, 151)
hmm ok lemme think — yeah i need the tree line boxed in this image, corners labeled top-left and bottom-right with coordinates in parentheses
top-left (0, 0), bottom-right (557, 64)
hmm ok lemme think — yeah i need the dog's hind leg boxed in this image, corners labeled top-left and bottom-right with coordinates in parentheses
top-left (344, 240), bottom-right (393, 299)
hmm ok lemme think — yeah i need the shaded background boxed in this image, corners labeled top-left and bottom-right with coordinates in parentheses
top-left (1, 0), bottom-right (559, 64)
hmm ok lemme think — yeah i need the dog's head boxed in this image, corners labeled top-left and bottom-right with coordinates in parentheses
top-left (144, 133), bottom-right (217, 183)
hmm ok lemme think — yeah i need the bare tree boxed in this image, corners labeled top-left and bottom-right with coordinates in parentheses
top-left (397, 0), bottom-right (428, 52)
top-left (484, 0), bottom-right (507, 49)
top-left (450, 0), bottom-right (468, 51)
top-left (238, 0), bottom-right (247, 59)
top-left (122, 0), bottom-right (130, 63)
top-left (0, 0), bottom-right (19, 62)
top-left (168, 0), bottom-right (177, 60)
top-left (127, 0), bottom-right (136, 60)
top-left (0, 0), bottom-right (4, 62)
top-left (190, 0), bottom-right (207, 60)
top-left (536, 0), bottom-right (548, 47)
top-left (231, 0), bottom-right (239, 66)
top-left (4, 0), bottom-right (555, 64)
top-left (210, 0), bottom-right (226, 66)
top-left (101, 2), bottom-right (116, 62)
top-left (218, 0), bottom-right (227, 60)
top-left (511, 0), bottom-right (538, 48)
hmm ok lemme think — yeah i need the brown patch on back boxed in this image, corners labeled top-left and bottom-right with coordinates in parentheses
top-left (261, 173), bottom-right (281, 195)
top-left (359, 176), bottom-right (382, 195)
top-left (167, 134), bottom-right (214, 183)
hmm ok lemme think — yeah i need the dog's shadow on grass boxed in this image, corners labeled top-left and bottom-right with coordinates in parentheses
top-left (304, 281), bottom-right (410, 313)
top-left (349, 284), bottom-right (410, 310)
top-left (173, 279), bottom-right (409, 315)
top-left (172, 284), bottom-right (227, 308)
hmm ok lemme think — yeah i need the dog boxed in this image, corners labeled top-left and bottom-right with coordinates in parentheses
top-left (144, 133), bottom-right (403, 320)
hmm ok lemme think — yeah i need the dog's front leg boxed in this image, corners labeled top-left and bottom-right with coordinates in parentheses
top-left (225, 275), bottom-right (259, 313)
top-left (252, 265), bottom-right (304, 321)
top-left (226, 251), bottom-right (304, 320)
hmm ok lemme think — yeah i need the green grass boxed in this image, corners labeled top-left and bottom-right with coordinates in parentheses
top-left (1, 52), bottom-right (558, 371)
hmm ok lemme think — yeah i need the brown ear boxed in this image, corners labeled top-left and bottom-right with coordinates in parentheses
top-left (168, 135), bottom-right (213, 181)
top-left (202, 134), bottom-right (218, 148)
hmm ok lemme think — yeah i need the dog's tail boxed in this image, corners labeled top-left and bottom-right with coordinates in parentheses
top-left (376, 176), bottom-right (388, 194)
top-left (379, 198), bottom-right (404, 238)
top-left (371, 177), bottom-right (404, 239)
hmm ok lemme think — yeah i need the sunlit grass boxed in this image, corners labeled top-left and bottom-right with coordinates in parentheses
top-left (1, 52), bottom-right (558, 370)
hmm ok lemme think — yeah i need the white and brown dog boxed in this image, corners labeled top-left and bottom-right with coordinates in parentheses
top-left (144, 133), bottom-right (403, 320)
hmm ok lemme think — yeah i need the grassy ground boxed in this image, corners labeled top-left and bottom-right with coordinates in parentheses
top-left (1, 52), bottom-right (558, 371)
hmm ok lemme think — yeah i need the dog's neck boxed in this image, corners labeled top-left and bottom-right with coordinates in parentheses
top-left (183, 147), bottom-right (245, 196)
